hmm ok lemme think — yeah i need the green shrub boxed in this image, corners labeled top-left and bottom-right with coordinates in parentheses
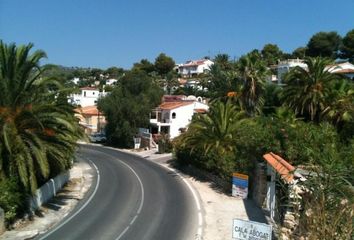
top-left (157, 134), bottom-right (173, 153)
top-left (0, 178), bottom-right (27, 225)
top-left (292, 156), bottom-right (354, 239)
top-left (174, 136), bottom-right (238, 180)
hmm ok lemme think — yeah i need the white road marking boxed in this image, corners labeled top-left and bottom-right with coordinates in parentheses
top-left (114, 159), bottom-right (145, 240)
top-left (39, 159), bottom-right (100, 240)
top-left (158, 163), bottom-right (204, 237)
top-left (103, 145), bottom-right (204, 239)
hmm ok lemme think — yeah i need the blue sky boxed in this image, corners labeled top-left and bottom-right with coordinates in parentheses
top-left (1, 0), bottom-right (354, 69)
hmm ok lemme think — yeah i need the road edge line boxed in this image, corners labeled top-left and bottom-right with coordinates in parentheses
top-left (38, 159), bottom-right (100, 240)
top-left (104, 146), bottom-right (204, 240)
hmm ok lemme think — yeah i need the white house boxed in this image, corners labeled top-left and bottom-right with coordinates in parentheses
top-left (276, 59), bottom-right (308, 84)
top-left (106, 78), bottom-right (118, 85)
top-left (326, 62), bottom-right (354, 80)
top-left (150, 96), bottom-right (209, 139)
top-left (276, 60), bottom-right (354, 84)
top-left (177, 59), bottom-right (214, 77)
top-left (70, 87), bottom-right (106, 107)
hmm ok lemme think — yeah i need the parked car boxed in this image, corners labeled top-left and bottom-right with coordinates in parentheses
top-left (89, 132), bottom-right (106, 143)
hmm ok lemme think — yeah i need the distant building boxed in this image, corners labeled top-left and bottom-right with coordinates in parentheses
top-left (75, 106), bottom-right (106, 134)
top-left (276, 59), bottom-right (308, 84)
top-left (70, 87), bottom-right (106, 107)
top-left (71, 77), bottom-right (80, 85)
top-left (150, 95), bottom-right (208, 139)
top-left (326, 62), bottom-right (354, 80)
top-left (106, 78), bottom-right (118, 85)
top-left (274, 60), bottom-right (354, 84)
top-left (177, 59), bottom-right (214, 77)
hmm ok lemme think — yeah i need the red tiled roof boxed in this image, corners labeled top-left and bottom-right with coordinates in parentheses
top-left (333, 69), bottom-right (354, 74)
top-left (75, 106), bottom-right (103, 116)
top-left (180, 59), bottom-right (209, 67)
top-left (163, 95), bottom-right (186, 102)
top-left (80, 87), bottom-right (98, 90)
top-left (194, 108), bottom-right (207, 113)
top-left (263, 152), bottom-right (295, 183)
top-left (159, 101), bottom-right (193, 110)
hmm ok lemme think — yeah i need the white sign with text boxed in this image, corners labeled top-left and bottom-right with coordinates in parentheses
top-left (232, 218), bottom-right (272, 240)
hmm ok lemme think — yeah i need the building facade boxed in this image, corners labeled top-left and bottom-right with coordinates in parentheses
top-left (177, 59), bottom-right (214, 77)
top-left (70, 87), bottom-right (106, 107)
top-left (150, 96), bottom-right (209, 139)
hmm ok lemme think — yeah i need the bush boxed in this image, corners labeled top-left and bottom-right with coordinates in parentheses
top-left (157, 134), bottom-right (173, 153)
top-left (0, 178), bottom-right (27, 225)
top-left (292, 156), bottom-right (354, 239)
top-left (174, 135), bottom-right (238, 180)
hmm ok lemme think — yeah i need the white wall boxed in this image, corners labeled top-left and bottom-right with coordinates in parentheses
top-left (165, 101), bottom-right (209, 138)
top-left (277, 60), bottom-right (307, 84)
top-left (178, 60), bottom-right (214, 76)
top-left (71, 89), bottom-right (103, 107)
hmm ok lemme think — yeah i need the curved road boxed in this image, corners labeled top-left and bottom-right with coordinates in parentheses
top-left (37, 144), bottom-right (199, 240)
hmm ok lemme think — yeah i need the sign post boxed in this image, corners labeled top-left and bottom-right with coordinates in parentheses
top-left (232, 173), bottom-right (249, 199)
top-left (232, 219), bottom-right (272, 240)
top-left (133, 137), bottom-right (141, 149)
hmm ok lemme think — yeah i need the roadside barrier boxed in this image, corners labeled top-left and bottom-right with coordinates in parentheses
top-left (29, 171), bottom-right (70, 211)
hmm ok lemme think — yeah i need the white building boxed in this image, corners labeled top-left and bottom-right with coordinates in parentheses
top-left (177, 59), bottom-right (214, 77)
top-left (326, 62), bottom-right (354, 80)
top-left (276, 60), bottom-right (354, 84)
top-left (150, 96), bottom-right (209, 139)
top-left (71, 77), bottom-right (80, 85)
top-left (106, 78), bottom-right (118, 85)
top-left (276, 59), bottom-right (308, 84)
top-left (70, 87), bottom-right (106, 107)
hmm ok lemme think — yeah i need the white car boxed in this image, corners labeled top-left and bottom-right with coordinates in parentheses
top-left (89, 133), bottom-right (107, 143)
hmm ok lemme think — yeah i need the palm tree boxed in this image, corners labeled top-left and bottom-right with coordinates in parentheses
top-left (237, 51), bottom-right (268, 116)
top-left (0, 41), bottom-right (83, 193)
top-left (183, 100), bottom-right (245, 155)
top-left (281, 57), bottom-right (339, 122)
top-left (321, 79), bottom-right (354, 125)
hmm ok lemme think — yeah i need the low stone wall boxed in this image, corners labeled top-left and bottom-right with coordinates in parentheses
top-left (0, 207), bottom-right (4, 235)
top-left (29, 171), bottom-right (70, 211)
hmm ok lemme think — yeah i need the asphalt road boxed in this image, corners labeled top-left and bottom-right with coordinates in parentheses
top-left (37, 144), bottom-right (198, 240)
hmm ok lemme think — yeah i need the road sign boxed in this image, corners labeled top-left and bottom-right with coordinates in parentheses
top-left (232, 218), bottom-right (272, 240)
top-left (232, 173), bottom-right (249, 199)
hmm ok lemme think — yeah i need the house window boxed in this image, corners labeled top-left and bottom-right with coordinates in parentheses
top-left (84, 91), bottom-right (86, 97)
top-left (172, 112), bottom-right (176, 119)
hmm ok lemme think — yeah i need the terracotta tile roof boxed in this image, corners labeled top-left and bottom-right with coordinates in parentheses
top-left (75, 106), bottom-right (103, 116)
top-left (263, 152), bottom-right (295, 183)
top-left (80, 87), bottom-right (98, 91)
top-left (180, 59), bottom-right (209, 67)
top-left (333, 69), bottom-right (354, 74)
top-left (194, 108), bottom-right (207, 113)
top-left (163, 95), bottom-right (186, 102)
top-left (159, 101), bottom-right (193, 110)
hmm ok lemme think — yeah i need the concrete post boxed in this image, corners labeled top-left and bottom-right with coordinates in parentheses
top-left (0, 207), bottom-right (5, 234)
